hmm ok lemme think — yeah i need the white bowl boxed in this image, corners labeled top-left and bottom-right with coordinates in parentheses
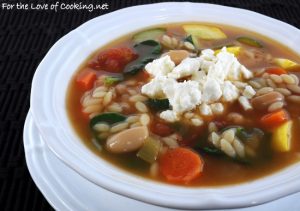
top-left (30, 2), bottom-right (300, 209)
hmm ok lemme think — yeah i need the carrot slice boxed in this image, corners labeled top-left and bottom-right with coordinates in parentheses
top-left (76, 69), bottom-right (97, 91)
top-left (260, 109), bottom-right (290, 128)
top-left (159, 147), bottom-right (203, 184)
top-left (265, 67), bottom-right (287, 75)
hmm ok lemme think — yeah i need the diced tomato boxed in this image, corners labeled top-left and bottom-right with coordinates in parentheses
top-left (213, 120), bottom-right (228, 130)
top-left (265, 67), bottom-right (287, 75)
top-left (76, 68), bottom-right (97, 91)
top-left (150, 122), bottom-right (174, 137)
top-left (180, 127), bottom-right (204, 147)
top-left (140, 70), bottom-right (150, 80)
top-left (89, 47), bottom-right (138, 73)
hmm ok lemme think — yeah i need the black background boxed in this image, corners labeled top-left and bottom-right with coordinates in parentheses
top-left (0, 0), bottom-right (299, 210)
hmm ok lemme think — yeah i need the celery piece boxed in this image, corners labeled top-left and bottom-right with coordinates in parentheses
top-left (137, 137), bottom-right (161, 163)
top-left (104, 76), bottom-right (122, 86)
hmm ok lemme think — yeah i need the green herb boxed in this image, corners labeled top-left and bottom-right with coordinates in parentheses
top-left (146, 98), bottom-right (170, 111)
top-left (184, 35), bottom-right (194, 44)
top-left (184, 34), bottom-right (200, 49)
top-left (90, 112), bottom-right (127, 129)
top-left (104, 76), bottom-right (123, 86)
top-left (202, 147), bottom-right (224, 155)
top-left (236, 36), bottom-right (263, 48)
top-left (124, 40), bottom-right (162, 75)
top-left (236, 127), bottom-right (264, 142)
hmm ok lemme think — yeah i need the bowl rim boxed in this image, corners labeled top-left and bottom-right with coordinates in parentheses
top-left (30, 2), bottom-right (300, 209)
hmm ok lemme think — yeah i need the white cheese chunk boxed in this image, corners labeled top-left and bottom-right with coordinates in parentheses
top-left (238, 96), bottom-right (253, 110)
top-left (210, 103), bottom-right (224, 115)
top-left (240, 65), bottom-right (253, 79)
top-left (202, 78), bottom-right (222, 103)
top-left (141, 47), bottom-right (254, 123)
top-left (163, 80), bottom-right (202, 114)
top-left (168, 57), bottom-right (200, 79)
top-left (145, 55), bottom-right (175, 77)
top-left (160, 110), bottom-right (179, 122)
top-left (222, 81), bottom-right (239, 102)
top-left (191, 70), bottom-right (206, 82)
top-left (199, 103), bottom-right (212, 116)
top-left (141, 76), bottom-right (165, 98)
top-left (243, 85), bottom-right (256, 99)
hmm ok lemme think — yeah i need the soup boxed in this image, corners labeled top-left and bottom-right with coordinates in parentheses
top-left (67, 23), bottom-right (300, 186)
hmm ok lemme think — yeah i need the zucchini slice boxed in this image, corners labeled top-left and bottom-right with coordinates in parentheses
top-left (183, 24), bottom-right (227, 40)
top-left (133, 28), bottom-right (166, 43)
top-left (236, 36), bottom-right (263, 48)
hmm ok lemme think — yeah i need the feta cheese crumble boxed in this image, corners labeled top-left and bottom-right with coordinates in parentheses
top-left (141, 48), bottom-right (255, 122)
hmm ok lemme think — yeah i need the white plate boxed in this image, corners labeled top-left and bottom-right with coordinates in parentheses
top-left (23, 111), bottom-right (300, 211)
top-left (30, 2), bottom-right (300, 209)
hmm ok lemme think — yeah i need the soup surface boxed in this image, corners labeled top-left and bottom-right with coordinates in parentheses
top-left (67, 23), bottom-right (300, 186)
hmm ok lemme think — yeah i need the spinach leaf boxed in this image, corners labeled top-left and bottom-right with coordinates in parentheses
top-left (146, 98), bottom-right (170, 111)
top-left (202, 147), bottom-right (224, 155)
top-left (236, 127), bottom-right (264, 142)
top-left (124, 40), bottom-right (162, 75)
top-left (184, 35), bottom-right (194, 44)
top-left (90, 112), bottom-right (127, 129)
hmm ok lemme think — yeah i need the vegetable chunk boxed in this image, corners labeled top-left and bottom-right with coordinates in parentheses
top-left (133, 28), bottom-right (166, 43)
top-left (159, 147), bottom-right (203, 183)
top-left (273, 58), bottom-right (298, 69)
top-left (260, 109), bottom-right (290, 128)
top-left (214, 46), bottom-right (241, 56)
top-left (272, 120), bottom-right (293, 152)
top-left (183, 24), bottom-right (227, 40)
top-left (76, 69), bottom-right (96, 91)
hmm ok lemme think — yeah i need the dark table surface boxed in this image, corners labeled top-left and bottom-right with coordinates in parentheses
top-left (1, 0), bottom-right (299, 210)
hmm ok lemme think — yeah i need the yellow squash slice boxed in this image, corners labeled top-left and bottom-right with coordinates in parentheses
top-left (214, 46), bottom-right (241, 56)
top-left (273, 58), bottom-right (298, 69)
top-left (272, 120), bottom-right (293, 152)
top-left (183, 24), bottom-right (227, 40)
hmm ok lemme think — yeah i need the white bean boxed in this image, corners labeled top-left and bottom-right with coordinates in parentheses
top-left (106, 126), bottom-right (149, 153)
